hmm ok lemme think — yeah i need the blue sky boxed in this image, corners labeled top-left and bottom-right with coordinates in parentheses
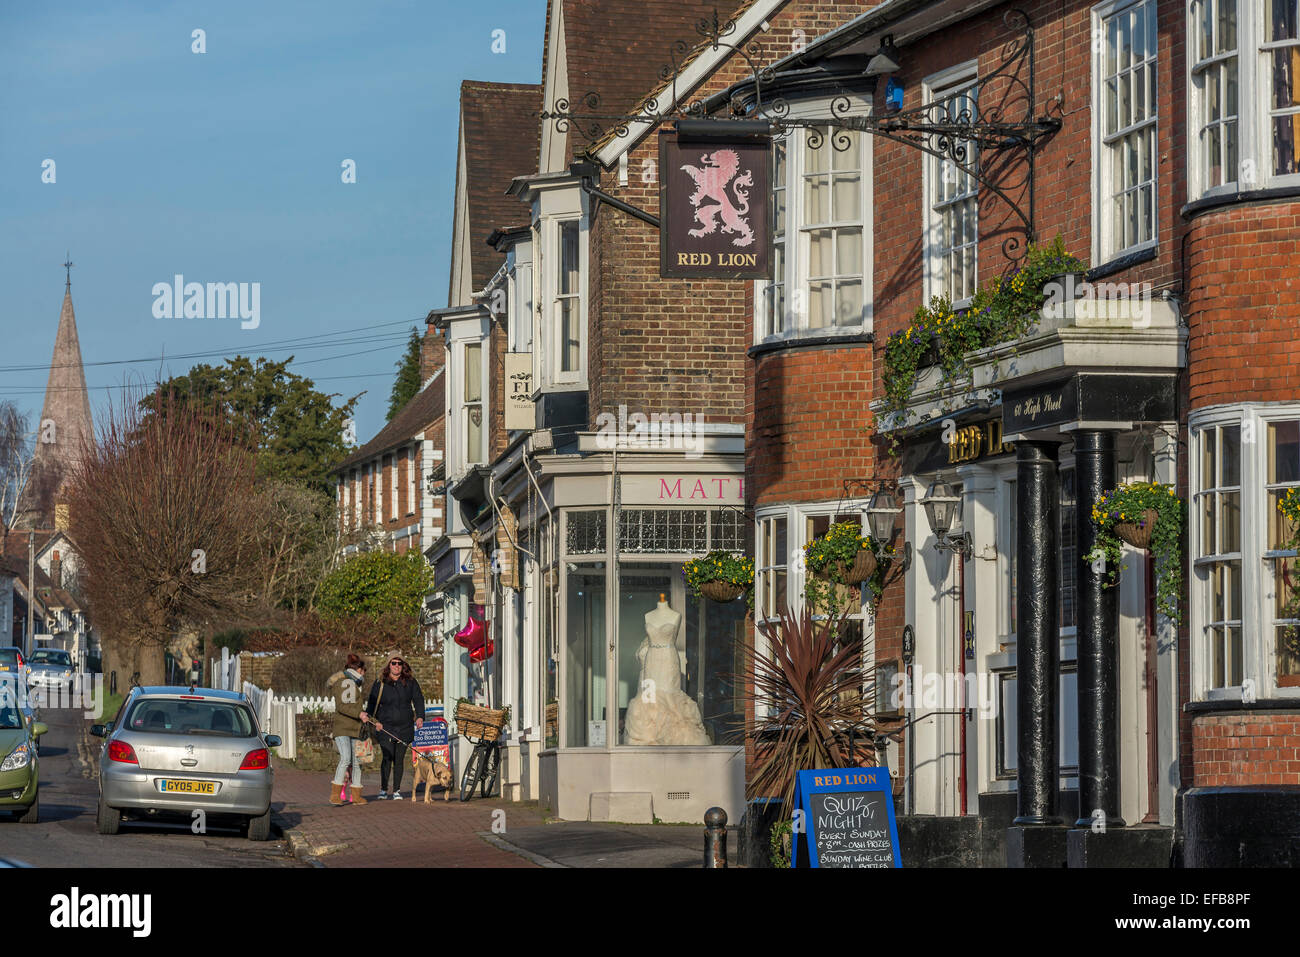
top-left (0, 0), bottom-right (545, 443)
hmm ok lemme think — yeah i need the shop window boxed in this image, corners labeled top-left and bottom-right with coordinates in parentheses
top-left (757, 514), bottom-right (788, 622)
top-left (1095, 0), bottom-right (1158, 260)
top-left (615, 563), bottom-right (746, 747)
top-left (565, 510), bottom-right (606, 555)
top-left (563, 562), bottom-right (606, 747)
top-left (924, 64), bottom-right (979, 305)
top-left (758, 125), bottom-right (869, 342)
top-left (1195, 422), bottom-right (1243, 689)
top-left (1268, 1), bottom-right (1300, 176)
top-left (615, 508), bottom-right (742, 555)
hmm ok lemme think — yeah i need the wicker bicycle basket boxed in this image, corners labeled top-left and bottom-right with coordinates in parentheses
top-left (455, 702), bottom-right (506, 741)
top-left (1114, 509), bottom-right (1159, 550)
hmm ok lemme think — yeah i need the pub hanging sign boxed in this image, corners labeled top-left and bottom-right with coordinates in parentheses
top-left (659, 122), bottom-right (772, 280)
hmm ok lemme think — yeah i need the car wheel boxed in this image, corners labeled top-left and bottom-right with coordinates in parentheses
top-left (96, 794), bottom-right (121, 835)
top-left (17, 797), bottom-right (38, 824)
top-left (246, 808), bottom-right (272, 842)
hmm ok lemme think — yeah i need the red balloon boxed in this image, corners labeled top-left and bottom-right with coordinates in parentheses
top-left (449, 613), bottom-right (486, 650)
top-left (469, 639), bottom-right (495, 663)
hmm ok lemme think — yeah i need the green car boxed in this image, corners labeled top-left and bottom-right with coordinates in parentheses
top-left (0, 681), bottom-right (45, 823)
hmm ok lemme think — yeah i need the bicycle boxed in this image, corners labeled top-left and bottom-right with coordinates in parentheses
top-left (454, 702), bottom-right (506, 801)
top-left (458, 727), bottom-right (501, 801)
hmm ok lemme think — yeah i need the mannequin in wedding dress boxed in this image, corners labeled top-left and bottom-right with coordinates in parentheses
top-left (623, 594), bottom-right (711, 746)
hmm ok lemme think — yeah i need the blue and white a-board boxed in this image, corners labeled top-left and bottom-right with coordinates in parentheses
top-left (790, 767), bottom-right (902, 868)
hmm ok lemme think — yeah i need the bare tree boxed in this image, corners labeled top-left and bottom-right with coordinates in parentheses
top-left (0, 402), bottom-right (35, 549)
top-left (259, 480), bottom-right (339, 615)
top-left (64, 392), bottom-right (272, 686)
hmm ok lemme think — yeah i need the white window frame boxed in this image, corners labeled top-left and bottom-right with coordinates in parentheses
top-left (461, 340), bottom-right (486, 469)
top-left (755, 97), bottom-right (873, 344)
top-left (922, 61), bottom-right (980, 307)
top-left (1186, 1), bottom-right (1300, 199)
top-left (540, 214), bottom-right (586, 387)
top-left (1092, 0), bottom-right (1159, 263)
top-left (1190, 403), bottom-right (1300, 701)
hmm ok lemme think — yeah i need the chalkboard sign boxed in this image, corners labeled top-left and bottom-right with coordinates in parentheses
top-left (791, 768), bottom-right (901, 868)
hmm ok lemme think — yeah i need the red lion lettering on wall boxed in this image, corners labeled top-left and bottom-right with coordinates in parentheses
top-left (679, 148), bottom-right (755, 247)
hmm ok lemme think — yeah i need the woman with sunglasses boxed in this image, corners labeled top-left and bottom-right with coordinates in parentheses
top-left (360, 653), bottom-right (425, 800)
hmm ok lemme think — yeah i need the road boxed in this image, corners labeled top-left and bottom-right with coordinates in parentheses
top-left (0, 703), bottom-right (303, 868)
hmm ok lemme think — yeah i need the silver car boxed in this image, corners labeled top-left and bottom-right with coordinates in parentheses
top-left (91, 686), bottom-right (281, 840)
top-left (25, 648), bottom-right (74, 698)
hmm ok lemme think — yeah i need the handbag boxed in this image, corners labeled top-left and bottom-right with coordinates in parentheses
top-left (355, 736), bottom-right (375, 763)
top-left (360, 682), bottom-right (383, 741)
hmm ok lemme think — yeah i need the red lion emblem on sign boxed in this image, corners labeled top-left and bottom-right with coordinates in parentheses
top-left (680, 148), bottom-right (755, 247)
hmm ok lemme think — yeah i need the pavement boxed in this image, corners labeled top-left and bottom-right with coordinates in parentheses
top-left (271, 764), bottom-right (736, 868)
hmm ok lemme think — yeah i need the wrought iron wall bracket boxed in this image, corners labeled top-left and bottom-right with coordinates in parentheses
top-left (539, 7), bottom-right (1059, 258)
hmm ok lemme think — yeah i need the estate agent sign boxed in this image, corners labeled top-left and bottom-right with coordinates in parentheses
top-left (660, 124), bottom-right (771, 280)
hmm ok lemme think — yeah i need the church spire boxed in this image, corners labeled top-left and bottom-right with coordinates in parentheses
top-left (14, 262), bottom-right (95, 530)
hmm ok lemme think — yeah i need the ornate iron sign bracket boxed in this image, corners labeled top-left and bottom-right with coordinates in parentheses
top-left (540, 7), bottom-right (1061, 255)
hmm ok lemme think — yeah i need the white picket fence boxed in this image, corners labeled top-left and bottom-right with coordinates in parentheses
top-left (240, 683), bottom-right (335, 761)
top-left (210, 646), bottom-right (241, 691)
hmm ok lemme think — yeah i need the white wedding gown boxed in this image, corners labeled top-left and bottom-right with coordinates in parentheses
top-left (624, 617), bottom-right (711, 746)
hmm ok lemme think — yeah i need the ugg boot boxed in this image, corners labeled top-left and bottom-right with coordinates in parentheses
top-left (329, 783), bottom-right (345, 806)
top-left (350, 780), bottom-right (367, 805)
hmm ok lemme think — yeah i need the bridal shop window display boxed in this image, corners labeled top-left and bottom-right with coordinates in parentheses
top-left (616, 565), bottom-right (746, 746)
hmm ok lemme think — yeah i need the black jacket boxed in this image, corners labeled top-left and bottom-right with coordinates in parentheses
top-left (365, 675), bottom-right (425, 742)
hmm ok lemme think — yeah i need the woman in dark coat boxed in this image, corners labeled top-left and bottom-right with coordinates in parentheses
top-left (360, 652), bottom-right (424, 800)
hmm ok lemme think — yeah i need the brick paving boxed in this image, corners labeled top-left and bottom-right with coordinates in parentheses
top-left (271, 763), bottom-right (546, 868)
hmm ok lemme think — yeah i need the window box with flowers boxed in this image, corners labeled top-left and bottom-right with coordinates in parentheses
top-left (1086, 482), bottom-right (1186, 623)
top-left (682, 551), bottom-right (754, 605)
top-left (879, 236), bottom-right (1088, 428)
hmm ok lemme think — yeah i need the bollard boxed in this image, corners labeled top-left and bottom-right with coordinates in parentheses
top-left (704, 806), bottom-right (727, 868)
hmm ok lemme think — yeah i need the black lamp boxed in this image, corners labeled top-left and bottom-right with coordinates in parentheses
top-left (865, 35), bottom-right (900, 77)
top-left (922, 479), bottom-right (972, 558)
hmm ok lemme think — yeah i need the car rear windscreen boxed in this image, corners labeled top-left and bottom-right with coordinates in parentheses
top-left (124, 699), bottom-right (256, 737)
top-left (0, 649), bottom-right (18, 665)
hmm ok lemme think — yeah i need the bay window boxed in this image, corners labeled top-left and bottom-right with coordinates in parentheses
top-left (463, 342), bottom-right (485, 466)
top-left (759, 118), bottom-right (870, 342)
top-left (555, 219), bottom-right (581, 380)
top-left (1188, 1), bottom-right (1300, 197)
top-left (1192, 406), bottom-right (1300, 698)
top-left (1095, 0), bottom-right (1158, 260)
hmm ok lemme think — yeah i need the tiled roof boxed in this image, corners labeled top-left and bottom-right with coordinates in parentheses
top-left (458, 81), bottom-right (543, 292)
top-left (333, 375), bottom-right (444, 473)
top-left (0, 555), bottom-right (80, 612)
top-left (559, 0), bottom-right (759, 163)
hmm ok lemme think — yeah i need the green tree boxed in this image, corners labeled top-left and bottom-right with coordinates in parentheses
top-left (316, 549), bottom-right (435, 620)
top-left (143, 356), bottom-right (360, 494)
top-left (387, 327), bottom-right (423, 421)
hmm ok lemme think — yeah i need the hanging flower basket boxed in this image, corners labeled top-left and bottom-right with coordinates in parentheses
top-left (682, 551), bottom-right (753, 606)
top-left (1113, 509), bottom-right (1160, 550)
top-left (699, 580), bottom-right (745, 602)
top-left (1089, 483), bottom-right (1186, 623)
top-left (813, 551), bottom-right (878, 583)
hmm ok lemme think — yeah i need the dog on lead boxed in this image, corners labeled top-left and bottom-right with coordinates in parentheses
top-left (411, 751), bottom-right (453, 802)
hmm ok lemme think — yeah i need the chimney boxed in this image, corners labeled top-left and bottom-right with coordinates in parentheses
top-left (51, 550), bottom-right (62, 588)
top-left (421, 317), bottom-right (446, 383)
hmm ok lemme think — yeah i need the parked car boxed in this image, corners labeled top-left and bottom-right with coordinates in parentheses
top-left (0, 647), bottom-right (24, 676)
top-left (91, 686), bottom-right (281, 840)
top-left (26, 649), bottom-right (74, 699)
top-left (0, 678), bottom-right (47, 823)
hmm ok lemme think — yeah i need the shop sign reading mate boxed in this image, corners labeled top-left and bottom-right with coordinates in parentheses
top-left (660, 128), bottom-right (772, 280)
